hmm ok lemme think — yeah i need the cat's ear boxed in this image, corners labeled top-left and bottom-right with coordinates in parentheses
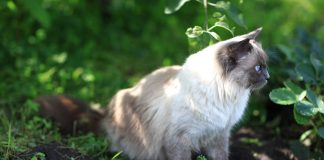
top-left (218, 38), bottom-right (251, 73)
top-left (244, 27), bottom-right (262, 40)
top-left (218, 38), bottom-right (252, 73)
top-left (227, 38), bottom-right (251, 59)
top-left (227, 28), bottom-right (262, 59)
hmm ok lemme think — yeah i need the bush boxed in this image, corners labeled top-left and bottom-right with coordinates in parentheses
top-left (269, 28), bottom-right (324, 157)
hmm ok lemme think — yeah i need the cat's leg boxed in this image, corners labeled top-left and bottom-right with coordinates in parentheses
top-left (163, 135), bottom-right (192, 160)
top-left (202, 131), bottom-right (230, 160)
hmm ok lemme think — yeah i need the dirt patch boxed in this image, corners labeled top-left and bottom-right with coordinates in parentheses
top-left (13, 127), bottom-right (299, 160)
top-left (230, 127), bottom-right (298, 160)
top-left (13, 142), bottom-right (93, 160)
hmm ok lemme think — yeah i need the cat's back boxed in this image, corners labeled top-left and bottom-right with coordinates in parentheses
top-left (106, 65), bottom-right (182, 123)
top-left (108, 65), bottom-right (182, 109)
top-left (102, 65), bottom-right (182, 159)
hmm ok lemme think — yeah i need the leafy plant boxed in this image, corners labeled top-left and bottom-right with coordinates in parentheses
top-left (165, 0), bottom-right (245, 52)
top-left (269, 29), bottom-right (324, 157)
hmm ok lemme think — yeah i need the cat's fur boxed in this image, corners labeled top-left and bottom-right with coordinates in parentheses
top-left (101, 28), bottom-right (269, 160)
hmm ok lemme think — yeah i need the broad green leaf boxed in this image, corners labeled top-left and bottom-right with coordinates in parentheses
top-left (283, 81), bottom-right (306, 101)
top-left (318, 100), bottom-right (324, 114)
top-left (305, 90), bottom-right (324, 114)
top-left (208, 1), bottom-right (246, 28)
top-left (297, 91), bottom-right (307, 101)
top-left (306, 89), bottom-right (318, 107)
top-left (295, 101), bottom-right (318, 116)
top-left (295, 64), bottom-right (316, 83)
top-left (269, 88), bottom-right (298, 105)
top-left (284, 81), bottom-right (303, 94)
top-left (209, 21), bottom-right (234, 36)
top-left (316, 99), bottom-right (324, 114)
top-left (21, 0), bottom-right (51, 28)
top-left (205, 31), bottom-right (220, 41)
top-left (318, 127), bottom-right (324, 139)
top-left (165, 0), bottom-right (191, 14)
top-left (293, 107), bottom-right (310, 125)
top-left (310, 53), bottom-right (324, 79)
top-left (310, 53), bottom-right (322, 72)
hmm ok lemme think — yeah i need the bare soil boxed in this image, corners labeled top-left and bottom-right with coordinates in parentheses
top-left (14, 142), bottom-right (93, 160)
top-left (230, 127), bottom-right (298, 160)
top-left (13, 127), bottom-right (299, 160)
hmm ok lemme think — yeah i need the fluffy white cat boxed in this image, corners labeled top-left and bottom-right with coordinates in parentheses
top-left (101, 28), bottom-right (269, 160)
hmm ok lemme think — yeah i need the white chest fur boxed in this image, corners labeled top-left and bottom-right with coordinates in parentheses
top-left (166, 47), bottom-right (251, 148)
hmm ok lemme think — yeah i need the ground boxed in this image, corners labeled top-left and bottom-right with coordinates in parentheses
top-left (14, 126), bottom-right (299, 160)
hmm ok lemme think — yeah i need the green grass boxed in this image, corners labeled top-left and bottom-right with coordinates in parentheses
top-left (0, 103), bottom-right (110, 159)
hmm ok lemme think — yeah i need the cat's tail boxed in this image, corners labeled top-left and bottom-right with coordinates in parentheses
top-left (35, 95), bottom-right (106, 135)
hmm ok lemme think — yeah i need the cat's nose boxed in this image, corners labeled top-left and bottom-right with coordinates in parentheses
top-left (264, 70), bottom-right (270, 80)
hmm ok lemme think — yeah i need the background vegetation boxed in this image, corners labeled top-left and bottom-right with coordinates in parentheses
top-left (0, 0), bottom-right (323, 159)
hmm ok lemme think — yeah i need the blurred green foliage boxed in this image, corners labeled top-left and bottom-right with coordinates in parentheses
top-left (0, 0), bottom-right (198, 104)
top-left (0, 0), bottom-right (323, 159)
top-left (269, 29), bottom-right (324, 157)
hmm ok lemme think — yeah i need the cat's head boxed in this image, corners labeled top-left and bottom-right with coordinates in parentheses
top-left (217, 28), bottom-right (269, 90)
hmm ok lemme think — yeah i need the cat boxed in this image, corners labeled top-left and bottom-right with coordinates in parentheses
top-left (36, 28), bottom-right (269, 160)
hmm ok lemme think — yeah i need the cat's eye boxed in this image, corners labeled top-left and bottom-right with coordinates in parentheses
top-left (255, 65), bottom-right (262, 73)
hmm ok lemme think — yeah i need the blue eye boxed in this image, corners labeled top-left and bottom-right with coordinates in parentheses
top-left (255, 65), bottom-right (262, 72)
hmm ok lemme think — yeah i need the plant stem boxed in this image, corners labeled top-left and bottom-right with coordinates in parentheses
top-left (310, 120), bottom-right (318, 133)
top-left (203, 0), bottom-right (208, 30)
